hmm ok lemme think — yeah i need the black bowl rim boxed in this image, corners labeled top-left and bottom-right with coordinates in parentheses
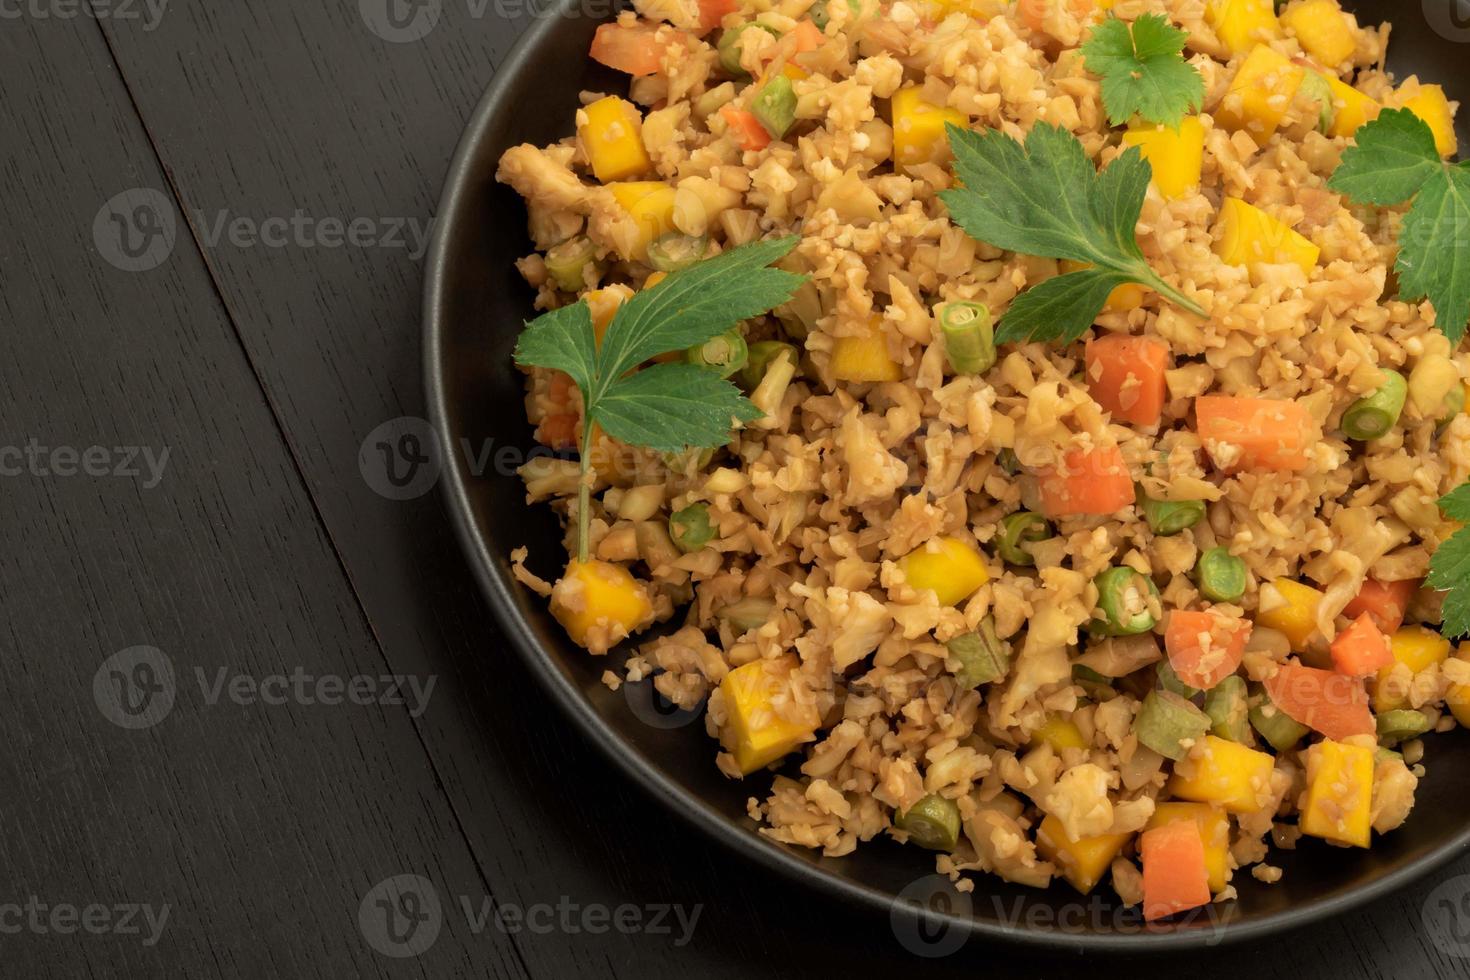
top-left (423, 2), bottom-right (1470, 953)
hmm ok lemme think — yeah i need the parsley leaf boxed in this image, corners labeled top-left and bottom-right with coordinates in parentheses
top-left (1327, 109), bottom-right (1470, 344)
top-left (1082, 14), bottom-right (1204, 128)
top-left (1428, 484), bottom-right (1470, 638)
top-left (514, 236), bottom-right (803, 560)
top-left (940, 122), bottom-right (1205, 346)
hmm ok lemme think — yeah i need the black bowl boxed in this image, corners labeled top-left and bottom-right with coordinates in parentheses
top-left (425, 1), bottom-right (1470, 951)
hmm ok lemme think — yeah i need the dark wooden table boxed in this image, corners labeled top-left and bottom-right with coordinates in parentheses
top-left (4, 4), bottom-right (1469, 976)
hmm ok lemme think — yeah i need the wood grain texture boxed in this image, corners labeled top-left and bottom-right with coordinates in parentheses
top-left (0, 15), bottom-right (528, 979)
top-left (48, 3), bottom-right (1470, 977)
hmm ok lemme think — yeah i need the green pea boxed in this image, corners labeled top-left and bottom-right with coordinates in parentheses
top-left (669, 504), bottom-right (715, 553)
top-left (996, 511), bottom-right (1051, 566)
top-left (1195, 547), bottom-right (1247, 604)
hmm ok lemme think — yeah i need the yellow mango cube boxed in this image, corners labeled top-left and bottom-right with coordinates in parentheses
top-left (1399, 82), bottom-right (1458, 158)
top-left (1123, 117), bottom-right (1206, 200)
top-left (892, 86), bottom-right (966, 174)
top-left (1168, 735), bottom-right (1277, 815)
top-left (1148, 802), bottom-right (1231, 893)
top-left (1299, 739), bottom-right (1373, 847)
top-left (1255, 578), bottom-right (1326, 652)
top-left (1060, 260), bottom-right (1148, 312)
top-left (1325, 76), bottom-right (1380, 138)
top-left (1374, 625), bottom-right (1452, 712)
top-left (1036, 815), bottom-right (1131, 894)
top-left (927, 0), bottom-right (1008, 18)
top-left (831, 318), bottom-right (902, 383)
top-left (898, 536), bottom-right (990, 606)
top-left (720, 657), bottom-right (819, 774)
top-left (1215, 45), bottom-right (1305, 142)
top-left (549, 559), bottom-right (654, 655)
top-left (1280, 0), bottom-right (1357, 67)
top-left (1215, 198), bottom-right (1320, 279)
top-left (1207, 0), bottom-right (1281, 56)
top-left (609, 181), bottom-right (677, 263)
top-left (1031, 714), bottom-right (1088, 753)
top-left (581, 96), bottom-right (652, 183)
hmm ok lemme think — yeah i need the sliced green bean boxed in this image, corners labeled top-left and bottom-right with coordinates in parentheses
top-left (1157, 660), bottom-right (1199, 699)
top-left (1341, 369), bottom-right (1407, 441)
top-left (740, 341), bottom-right (798, 390)
top-left (1136, 689), bottom-right (1210, 761)
top-left (717, 22), bottom-right (780, 77)
top-left (647, 233), bottom-right (707, 273)
top-left (719, 596), bottom-right (775, 634)
top-left (1204, 674), bottom-right (1251, 743)
top-left (544, 236), bottom-right (597, 292)
top-left (669, 503), bottom-right (715, 553)
top-left (1141, 494), bottom-right (1206, 536)
top-left (1195, 547), bottom-right (1247, 604)
top-left (895, 793), bottom-right (961, 851)
top-left (751, 74), bottom-right (797, 139)
top-left (947, 617), bottom-right (1009, 690)
top-left (1249, 691), bottom-right (1309, 753)
top-left (996, 511), bottom-right (1051, 566)
top-left (937, 301), bottom-right (995, 375)
top-left (1377, 708), bottom-right (1431, 745)
top-left (1090, 566), bottom-right (1159, 637)
top-left (687, 329), bottom-right (749, 379)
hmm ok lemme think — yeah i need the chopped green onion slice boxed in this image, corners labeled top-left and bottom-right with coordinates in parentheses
top-left (647, 233), bottom-right (708, 273)
top-left (544, 236), bottom-right (597, 292)
top-left (1090, 566), bottom-right (1159, 636)
top-left (996, 511), bottom-right (1051, 566)
top-left (938, 301), bottom-right (996, 375)
top-left (1342, 369), bottom-right (1407, 441)
top-left (687, 328), bottom-right (749, 379)
top-left (895, 793), bottom-right (961, 851)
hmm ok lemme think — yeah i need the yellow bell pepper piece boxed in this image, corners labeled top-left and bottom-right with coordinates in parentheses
top-left (720, 656), bottom-right (819, 774)
top-left (898, 536), bottom-right (990, 606)
top-left (1255, 578), bottom-right (1326, 652)
top-left (1299, 739), bottom-right (1373, 847)
top-left (1147, 802), bottom-right (1231, 893)
top-left (1215, 198), bottom-right (1320, 279)
top-left (1215, 45), bottom-right (1305, 143)
top-left (1399, 82), bottom-right (1458, 158)
top-left (1168, 735), bottom-right (1277, 815)
top-left (1280, 0), bottom-right (1357, 68)
top-left (549, 559), bottom-right (654, 655)
top-left (1036, 815), bottom-right (1131, 894)
top-left (1059, 260), bottom-right (1147, 312)
top-left (608, 181), bottom-right (677, 263)
top-left (831, 318), bottom-right (902, 383)
top-left (1031, 714), bottom-right (1088, 753)
top-left (1206, 0), bottom-right (1281, 56)
top-left (891, 86), bottom-right (966, 174)
top-left (1324, 76), bottom-right (1380, 138)
top-left (1374, 625), bottom-right (1452, 712)
top-left (581, 96), bottom-right (653, 183)
top-left (1445, 645), bottom-right (1470, 728)
top-left (927, 0), bottom-right (1008, 18)
top-left (1123, 117), bottom-right (1206, 200)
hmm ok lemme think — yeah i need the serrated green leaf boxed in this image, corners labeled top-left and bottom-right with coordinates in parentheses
top-left (1398, 163), bottom-right (1470, 345)
top-left (593, 237), bottom-right (802, 396)
top-left (1091, 144), bottom-right (1152, 262)
top-left (1327, 109), bottom-right (1441, 206)
top-left (595, 364), bottom-right (762, 453)
top-left (1430, 484), bottom-right (1470, 638)
top-left (513, 301), bottom-right (597, 398)
top-left (1081, 14), bottom-right (1204, 128)
top-left (993, 269), bottom-right (1129, 346)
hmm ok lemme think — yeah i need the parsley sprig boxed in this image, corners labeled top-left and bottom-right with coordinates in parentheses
top-left (1328, 108), bottom-right (1470, 344)
top-left (515, 236), bottom-right (803, 561)
top-left (940, 122), bottom-right (1206, 346)
top-left (1082, 14), bottom-right (1204, 128)
top-left (1429, 483), bottom-right (1470, 638)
